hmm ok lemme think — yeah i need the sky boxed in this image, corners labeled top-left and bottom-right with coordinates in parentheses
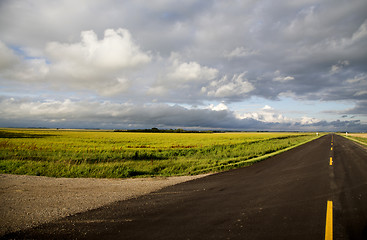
top-left (0, 0), bottom-right (367, 132)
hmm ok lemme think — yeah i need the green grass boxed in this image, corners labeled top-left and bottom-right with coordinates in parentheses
top-left (340, 133), bottom-right (367, 146)
top-left (0, 128), bottom-right (321, 178)
top-left (352, 137), bottom-right (367, 145)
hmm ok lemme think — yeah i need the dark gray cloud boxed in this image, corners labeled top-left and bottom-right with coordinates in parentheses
top-left (342, 100), bottom-right (367, 115)
top-left (0, 96), bottom-right (365, 131)
top-left (0, 0), bottom-right (366, 130)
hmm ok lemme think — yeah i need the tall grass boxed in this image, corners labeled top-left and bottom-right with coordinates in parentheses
top-left (0, 129), bottom-right (320, 178)
top-left (342, 133), bottom-right (367, 145)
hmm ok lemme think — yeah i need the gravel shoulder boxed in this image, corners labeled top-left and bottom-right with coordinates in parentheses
top-left (0, 173), bottom-right (210, 236)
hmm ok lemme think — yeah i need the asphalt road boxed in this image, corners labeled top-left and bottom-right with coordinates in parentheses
top-left (3, 134), bottom-right (367, 239)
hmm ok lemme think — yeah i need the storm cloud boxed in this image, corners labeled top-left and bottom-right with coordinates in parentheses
top-left (0, 0), bottom-right (366, 131)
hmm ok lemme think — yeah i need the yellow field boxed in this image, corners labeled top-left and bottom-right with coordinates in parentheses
top-left (347, 133), bottom-right (367, 138)
top-left (343, 133), bottom-right (367, 146)
top-left (0, 128), bottom-right (319, 178)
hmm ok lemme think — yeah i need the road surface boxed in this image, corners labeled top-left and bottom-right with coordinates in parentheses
top-left (3, 134), bottom-right (367, 239)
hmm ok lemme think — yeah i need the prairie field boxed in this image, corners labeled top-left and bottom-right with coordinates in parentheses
top-left (344, 133), bottom-right (367, 145)
top-left (0, 128), bottom-right (319, 178)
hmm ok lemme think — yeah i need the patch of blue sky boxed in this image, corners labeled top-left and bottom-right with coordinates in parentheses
top-left (9, 45), bottom-right (50, 64)
top-left (228, 97), bottom-right (355, 121)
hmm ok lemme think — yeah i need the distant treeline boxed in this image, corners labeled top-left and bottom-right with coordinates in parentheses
top-left (114, 128), bottom-right (222, 133)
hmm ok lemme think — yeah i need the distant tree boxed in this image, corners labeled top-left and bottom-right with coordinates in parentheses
top-left (151, 128), bottom-right (159, 132)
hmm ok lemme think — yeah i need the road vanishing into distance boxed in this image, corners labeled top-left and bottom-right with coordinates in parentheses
top-left (3, 134), bottom-right (367, 239)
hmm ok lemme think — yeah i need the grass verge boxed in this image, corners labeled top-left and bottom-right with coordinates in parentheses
top-left (338, 133), bottom-right (367, 146)
top-left (189, 135), bottom-right (321, 175)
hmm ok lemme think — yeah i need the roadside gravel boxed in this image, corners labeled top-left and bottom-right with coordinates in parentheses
top-left (0, 173), bottom-right (209, 236)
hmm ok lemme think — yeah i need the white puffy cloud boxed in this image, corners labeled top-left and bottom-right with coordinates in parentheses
top-left (225, 46), bottom-right (258, 59)
top-left (262, 105), bottom-right (273, 111)
top-left (273, 70), bottom-right (295, 82)
top-left (1, 28), bottom-right (152, 97)
top-left (167, 59), bottom-right (218, 83)
top-left (147, 55), bottom-right (219, 100)
top-left (300, 116), bottom-right (320, 125)
top-left (329, 60), bottom-right (349, 74)
top-left (45, 28), bottom-right (152, 96)
top-left (207, 103), bottom-right (229, 111)
top-left (237, 105), bottom-right (291, 123)
top-left (273, 76), bottom-right (295, 82)
top-left (203, 72), bottom-right (254, 98)
top-left (46, 29), bottom-right (151, 71)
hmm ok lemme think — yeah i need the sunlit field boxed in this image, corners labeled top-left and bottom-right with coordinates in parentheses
top-left (0, 128), bottom-right (320, 178)
top-left (344, 133), bottom-right (367, 145)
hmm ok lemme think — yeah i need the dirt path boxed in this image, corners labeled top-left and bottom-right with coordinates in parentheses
top-left (0, 173), bottom-right (209, 236)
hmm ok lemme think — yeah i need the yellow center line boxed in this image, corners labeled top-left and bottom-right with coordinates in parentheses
top-left (325, 200), bottom-right (333, 240)
top-left (330, 157), bottom-right (333, 166)
top-left (331, 147), bottom-right (333, 151)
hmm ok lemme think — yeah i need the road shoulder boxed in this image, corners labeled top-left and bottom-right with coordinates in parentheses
top-left (0, 173), bottom-right (209, 236)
